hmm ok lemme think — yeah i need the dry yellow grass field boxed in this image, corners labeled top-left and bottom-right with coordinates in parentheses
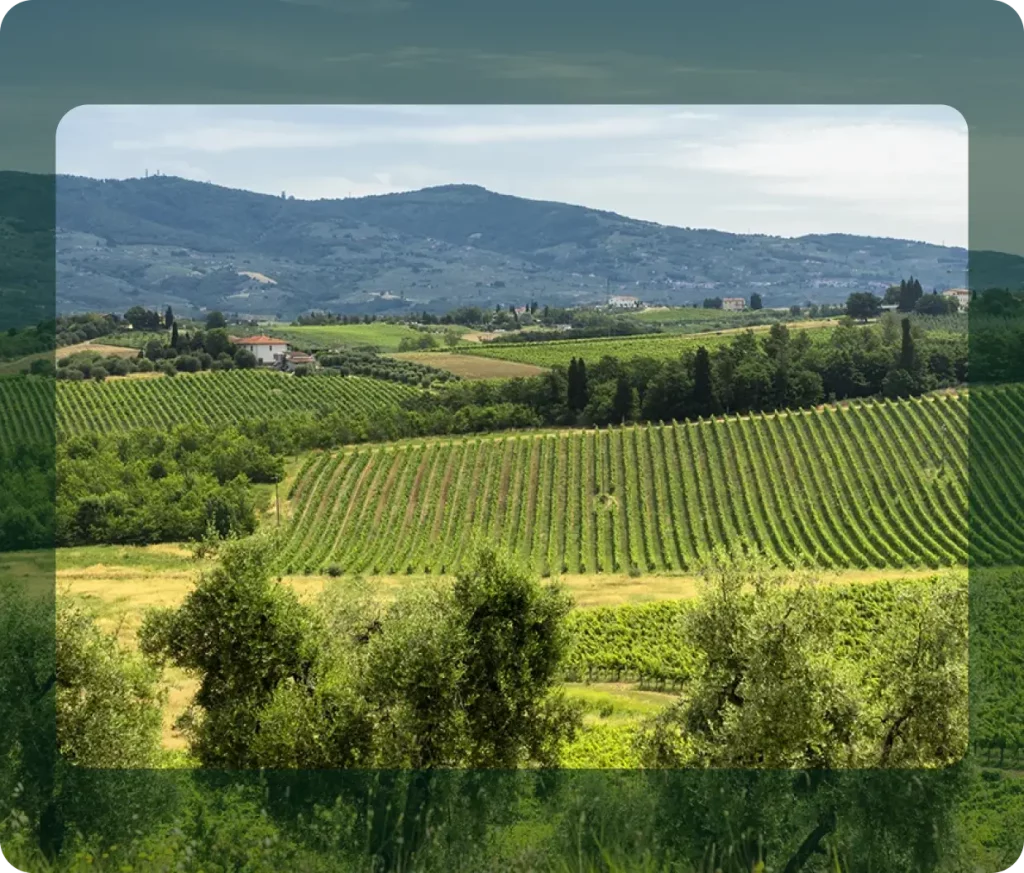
top-left (39, 541), bottom-right (960, 751)
top-left (0, 341), bottom-right (143, 374)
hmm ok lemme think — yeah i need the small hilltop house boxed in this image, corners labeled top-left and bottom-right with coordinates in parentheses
top-left (233, 334), bottom-right (291, 365)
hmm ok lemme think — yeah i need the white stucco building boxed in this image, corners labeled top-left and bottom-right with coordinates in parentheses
top-left (722, 297), bottom-right (746, 311)
top-left (943, 288), bottom-right (971, 310)
top-left (233, 334), bottom-right (290, 365)
top-left (608, 295), bottom-right (639, 308)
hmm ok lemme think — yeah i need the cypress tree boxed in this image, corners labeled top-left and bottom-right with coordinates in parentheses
top-left (164, 306), bottom-right (174, 329)
top-left (170, 322), bottom-right (179, 349)
top-left (612, 375), bottom-right (634, 423)
top-left (898, 279), bottom-right (911, 312)
top-left (567, 358), bottom-right (579, 410)
top-left (693, 346), bottom-right (713, 415)
top-left (577, 359), bottom-right (589, 411)
top-left (899, 317), bottom-right (915, 371)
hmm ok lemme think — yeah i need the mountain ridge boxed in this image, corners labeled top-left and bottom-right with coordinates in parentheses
top-left (55, 174), bottom-right (968, 318)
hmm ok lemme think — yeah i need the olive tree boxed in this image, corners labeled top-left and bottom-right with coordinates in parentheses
top-left (635, 553), bottom-right (968, 872)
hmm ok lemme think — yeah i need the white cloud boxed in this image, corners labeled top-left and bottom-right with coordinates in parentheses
top-left (675, 118), bottom-right (967, 210)
top-left (111, 113), bottom-right (693, 153)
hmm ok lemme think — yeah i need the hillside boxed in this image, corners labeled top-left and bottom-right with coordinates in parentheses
top-left (55, 174), bottom-right (968, 318)
top-left (274, 389), bottom-right (1024, 577)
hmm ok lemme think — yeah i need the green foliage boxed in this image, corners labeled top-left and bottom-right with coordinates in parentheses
top-left (398, 332), bottom-right (441, 351)
top-left (139, 535), bottom-right (315, 767)
top-left (141, 541), bottom-right (580, 772)
top-left (845, 292), bottom-right (882, 321)
top-left (205, 310), bottom-right (227, 329)
top-left (916, 291), bottom-right (959, 315)
top-left (233, 347), bottom-right (257, 368)
top-left (636, 556), bottom-right (967, 770)
top-left (124, 305), bottom-right (162, 330)
top-left (317, 347), bottom-right (457, 386)
top-left (0, 441), bottom-right (54, 550)
top-left (564, 602), bottom-right (696, 685)
top-left (55, 425), bottom-right (276, 546)
top-left (448, 545), bottom-right (579, 768)
top-left (898, 276), bottom-right (925, 312)
top-left (55, 599), bottom-right (164, 768)
top-left (456, 319), bottom-right (965, 421)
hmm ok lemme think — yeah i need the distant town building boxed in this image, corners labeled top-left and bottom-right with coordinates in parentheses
top-left (722, 297), bottom-right (746, 311)
top-left (608, 295), bottom-right (639, 308)
top-left (943, 288), bottom-right (971, 310)
top-left (233, 334), bottom-right (290, 365)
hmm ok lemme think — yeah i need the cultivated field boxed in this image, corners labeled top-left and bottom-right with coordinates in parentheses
top-left (389, 351), bottom-right (548, 379)
top-left (248, 322), bottom-right (469, 352)
top-left (629, 306), bottom-right (806, 330)
top-left (275, 389), bottom-right (1021, 577)
top-left (455, 321), bottom-right (830, 368)
top-left (0, 370), bottom-right (419, 445)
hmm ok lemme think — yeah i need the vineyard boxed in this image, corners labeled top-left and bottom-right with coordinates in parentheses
top-left (562, 570), bottom-right (1024, 769)
top-left (452, 323), bottom-right (828, 368)
top-left (0, 371), bottom-right (419, 445)
top-left (563, 576), bottom-right (957, 686)
top-left (277, 387), bottom-right (1024, 576)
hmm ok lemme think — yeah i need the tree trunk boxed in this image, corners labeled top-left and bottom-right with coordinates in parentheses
top-left (782, 810), bottom-right (837, 873)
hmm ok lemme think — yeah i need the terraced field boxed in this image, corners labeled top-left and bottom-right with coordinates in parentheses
top-left (0, 370), bottom-right (419, 445)
top-left (277, 388), bottom-right (1024, 576)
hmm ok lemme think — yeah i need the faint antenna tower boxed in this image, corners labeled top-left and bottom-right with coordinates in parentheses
top-left (144, 169), bottom-right (148, 178)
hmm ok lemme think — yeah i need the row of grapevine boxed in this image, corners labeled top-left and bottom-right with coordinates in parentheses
top-left (0, 371), bottom-right (419, 446)
top-left (0, 376), bottom-right (54, 449)
top-left (278, 389), bottom-right (1024, 575)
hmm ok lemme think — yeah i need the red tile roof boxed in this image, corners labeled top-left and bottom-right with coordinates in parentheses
top-left (233, 335), bottom-right (290, 345)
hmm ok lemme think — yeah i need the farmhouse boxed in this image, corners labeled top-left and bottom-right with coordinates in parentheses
top-left (943, 288), bottom-right (971, 310)
top-left (722, 297), bottom-right (746, 311)
top-left (233, 334), bottom-right (290, 365)
top-left (608, 295), bottom-right (639, 308)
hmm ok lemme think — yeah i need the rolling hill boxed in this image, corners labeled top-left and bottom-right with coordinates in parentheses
top-left (55, 174), bottom-right (968, 318)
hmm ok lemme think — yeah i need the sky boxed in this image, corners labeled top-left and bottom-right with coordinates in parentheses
top-left (57, 104), bottom-right (968, 247)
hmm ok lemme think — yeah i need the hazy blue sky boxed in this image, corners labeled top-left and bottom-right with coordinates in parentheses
top-left (57, 104), bottom-right (967, 246)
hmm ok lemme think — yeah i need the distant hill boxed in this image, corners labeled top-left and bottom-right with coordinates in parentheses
top-left (54, 174), bottom-right (969, 318)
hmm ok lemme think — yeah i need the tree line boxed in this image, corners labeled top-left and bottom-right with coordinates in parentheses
top-left (419, 317), bottom-right (966, 431)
